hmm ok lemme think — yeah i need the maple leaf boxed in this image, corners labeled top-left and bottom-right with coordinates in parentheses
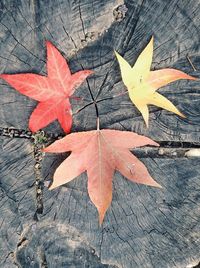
top-left (115, 37), bottom-right (197, 127)
top-left (44, 129), bottom-right (161, 224)
top-left (0, 41), bottom-right (93, 133)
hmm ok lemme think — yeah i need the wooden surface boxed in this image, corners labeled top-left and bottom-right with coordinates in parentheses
top-left (0, 0), bottom-right (200, 267)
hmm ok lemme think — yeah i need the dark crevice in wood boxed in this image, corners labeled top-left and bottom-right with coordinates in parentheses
top-left (33, 140), bottom-right (44, 216)
top-left (0, 21), bottom-right (45, 64)
top-left (0, 127), bottom-right (33, 139)
top-left (158, 140), bottom-right (200, 148)
top-left (0, 127), bottom-right (62, 140)
top-left (133, 147), bottom-right (200, 158)
top-left (0, 126), bottom-right (200, 152)
top-left (17, 237), bottom-right (27, 249)
top-left (32, 131), bottom-right (58, 219)
top-left (73, 101), bottom-right (95, 115)
top-left (59, 14), bottom-right (78, 50)
top-left (0, 127), bottom-right (60, 219)
top-left (2, 252), bottom-right (15, 265)
top-left (78, 61), bottom-right (100, 128)
top-left (40, 249), bottom-right (48, 268)
top-left (78, 1), bottom-right (86, 37)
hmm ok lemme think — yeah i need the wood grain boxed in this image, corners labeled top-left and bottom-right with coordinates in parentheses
top-left (0, 137), bottom-right (35, 267)
top-left (1, 136), bottom-right (200, 267)
top-left (0, 0), bottom-right (199, 141)
top-left (0, 0), bottom-right (200, 267)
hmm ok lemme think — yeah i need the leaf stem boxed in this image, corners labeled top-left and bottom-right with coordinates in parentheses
top-left (97, 117), bottom-right (100, 130)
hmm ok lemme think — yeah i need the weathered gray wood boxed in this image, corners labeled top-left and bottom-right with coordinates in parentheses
top-left (1, 134), bottom-right (198, 268)
top-left (0, 0), bottom-right (200, 267)
top-left (0, 137), bottom-right (35, 267)
top-left (0, 0), bottom-right (123, 134)
top-left (40, 152), bottom-right (200, 268)
top-left (1, 136), bottom-right (200, 267)
top-left (0, 137), bottom-right (114, 268)
top-left (0, 0), bottom-right (199, 141)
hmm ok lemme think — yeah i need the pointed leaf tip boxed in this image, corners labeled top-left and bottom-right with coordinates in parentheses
top-left (45, 40), bottom-right (55, 50)
top-left (114, 50), bottom-right (118, 56)
top-left (28, 123), bottom-right (37, 133)
top-left (42, 147), bottom-right (48, 153)
top-left (150, 35), bottom-right (154, 43)
top-left (179, 111), bottom-right (186, 118)
top-left (98, 209), bottom-right (106, 226)
top-left (85, 70), bottom-right (94, 76)
top-left (45, 40), bottom-right (51, 45)
top-left (114, 50), bottom-right (121, 60)
top-left (49, 184), bottom-right (56, 190)
top-left (152, 141), bottom-right (160, 147)
top-left (151, 180), bottom-right (162, 188)
top-left (46, 40), bottom-right (55, 47)
top-left (99, 217), bottom-right (103, 226)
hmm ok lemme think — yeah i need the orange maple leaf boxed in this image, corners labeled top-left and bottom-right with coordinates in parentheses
top-left (44, 129), bottom-right (160, 224)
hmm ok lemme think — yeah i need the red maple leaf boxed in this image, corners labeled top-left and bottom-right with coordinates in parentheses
top-left (0, 41), bottom-right (93, 133)
top-left (44, 129), bottom-right (161, 224)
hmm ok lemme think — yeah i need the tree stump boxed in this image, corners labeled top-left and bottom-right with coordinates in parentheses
top-left (0, 0), bottom-right (200, 267)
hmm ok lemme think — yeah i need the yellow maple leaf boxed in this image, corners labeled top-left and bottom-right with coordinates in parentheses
top-left (115, 37), bottom-right (197, 127)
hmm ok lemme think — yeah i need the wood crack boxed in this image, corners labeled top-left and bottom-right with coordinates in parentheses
top-left (78, 1), bottom-right (86, 38)
top-left (0, 127), bottom-right (200, 158)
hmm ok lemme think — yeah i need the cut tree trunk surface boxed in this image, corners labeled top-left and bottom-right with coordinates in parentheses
top-left (0, 0), bottom-right (200, 268)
